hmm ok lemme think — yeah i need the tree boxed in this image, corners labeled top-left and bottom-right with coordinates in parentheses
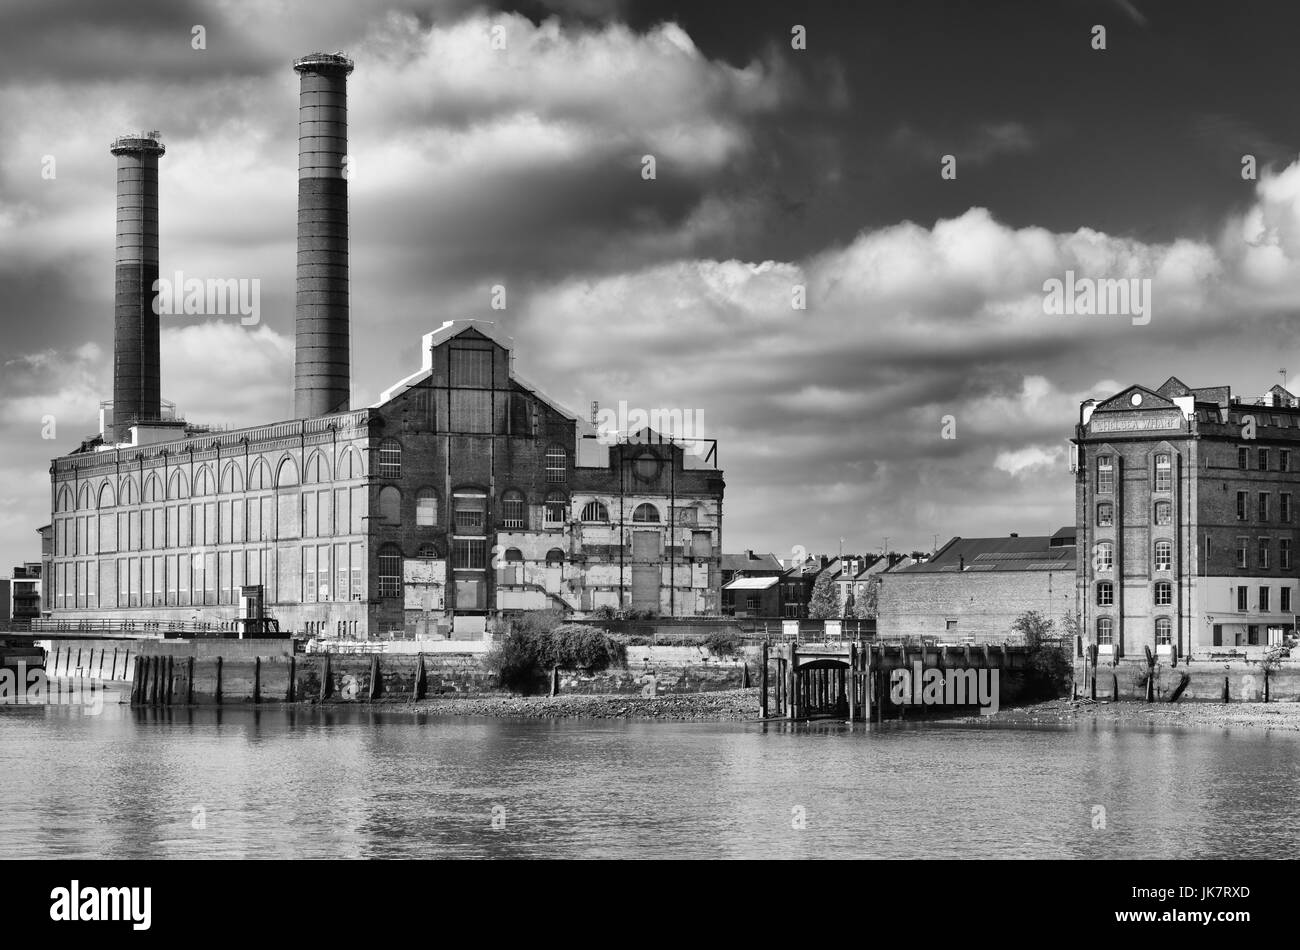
top-left (1012, 610), bottom-right (1072, 700)
top-left (853, 577), bottom-right (880, 619)
top-left (807, 571), bottom-right (840, 619)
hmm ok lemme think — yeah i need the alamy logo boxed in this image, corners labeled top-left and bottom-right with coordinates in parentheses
top-left (889, 662), bottom-right (1000, 715)
top-left (0, 663), bottom-right (103, 715)
top-left (594, 400), bottom-right (708, 456)
top-left (50, 881), bottom-right (151, 931)
top-left (1042, 270), bottom-right (1151, 326)
top-left (152, 270), bottom-right (260, 324)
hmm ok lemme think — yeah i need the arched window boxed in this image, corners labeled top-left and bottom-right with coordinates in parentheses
top-left (1154, 453), bottom-right (1171, 491)
top-left (1154, 540), bottom-right (1172, 571)
top-left (417, 543), bottom-right (440, 559)
top-left (378, 544), bottom-right (402, 598)
top-left (193, 465), bottom-right (215, 496)
top-left (76, 484), bottom-right (90, 510)
top-left (168, 470), bottom-right (188, 500)
top-left (1097, 617), bottom-right (1114, 645)
top-left (632, 502), bottom-right (660, 523)
top-left (275, 457), bottom-right (299, 488)
top-left (1155, 617), bottom-right (1172, 645)
top-left (500, 490), bottom-right (525, 528)
top-left (219, 462), bottom-right (244, 494)
top-left (545, 548), bottom-right (565, 567)
top-left (247, 458), bottom-right (271, 491)
top-left (56, 486), bottom-right (72, 512)
top-left (504, 547), bottom-right (524, 563)
top-left (336, 446), bottom-right (362, 480)
top-left (1097, 502), bottom-right (1113, 527)
top-left (97, 481), bottom-right (116, 509)
top-left (379, 486), bottom-right (401, 524)
top-left (416, 488), bottom-right (439, 527)
top-left (1154, 500), bottom-right (1171, 525)
top-left (544, 491), bottom-right (567, 524)
top-left (143, 475), bottom-right (161, 503)
top-left (1154, 581), bottom-right (1172, 606)
top-left (580, 500), bottom-right (608, 523)
top-left (545, 445), bottom-right (567, 483)
top-left (1096, 582), bottom-right (1113, 607)
top-left (453, 492), bottom-right (486, 532)
top-left (378, 439), bottom-right (402, 479)
top-left (119, 477), bottom-right (139, 506)
top-left (303, 452), bottom-right (328, 484)
top-left (1094, 541), bottom-right (1113, 572)
top-left (1097, 455), bottom-right (1114, 493)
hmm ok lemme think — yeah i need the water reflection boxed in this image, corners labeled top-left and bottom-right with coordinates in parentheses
top-left (1, 700), bottom-right (1295, 859)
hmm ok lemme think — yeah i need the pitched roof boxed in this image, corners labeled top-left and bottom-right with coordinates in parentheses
top-left (721, 551), bottom-right (783, 573)
top-left (893, 530), bottom-right (1075, 573)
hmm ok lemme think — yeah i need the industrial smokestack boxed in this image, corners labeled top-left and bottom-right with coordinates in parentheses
top-left (110, 131), bottom-right (165, 440)
top-left (293, 52), bottom-right (353, 418)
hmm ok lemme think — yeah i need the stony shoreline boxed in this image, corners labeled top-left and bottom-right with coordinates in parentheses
top-left (408, 690), bottom-right (1300, 731)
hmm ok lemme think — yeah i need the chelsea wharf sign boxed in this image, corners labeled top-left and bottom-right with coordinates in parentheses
top-left (1090, 413), bottom-right (1181, 433)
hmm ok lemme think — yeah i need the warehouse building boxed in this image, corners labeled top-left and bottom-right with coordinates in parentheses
top-left (45, 54), bottom-right (724, 639)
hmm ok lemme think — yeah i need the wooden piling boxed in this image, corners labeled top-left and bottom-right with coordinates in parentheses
top-left (253, 656), bottom-right (262, 704)
top-left (760, 643), bottom-right (769, 719)
top-left (319, 654), bottom-right (332, 701)
top-left (1222, 676), bottom-right (1229, 703)
top-left (186, 656), bottom-right (195, 705)
top-left (215, 656), bottom-right (224, 704)
top-left (413, 654), bottom-right (427, 702)
top-left (149, 656), bottom-right (161, 706)
top-left (110, 648), bottom-right (119, 681)
top-left (368, 655), bottom-right (382, 701)
top-left (287, 655), bottom-right (296, 703)
top-left (848, 643), bottom-right (858, 722)
top-left (165, 656), bottom-right (174, 706)
top-left (129, 655), bottom-right (141, 705)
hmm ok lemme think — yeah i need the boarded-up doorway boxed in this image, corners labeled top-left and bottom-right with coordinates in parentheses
top-left (631, 530), bottom-right (660, 612)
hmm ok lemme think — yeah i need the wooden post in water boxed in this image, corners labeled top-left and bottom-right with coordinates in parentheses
top-left (110, 648), bottom-right (119, 681)
top-left (215, 656), bottom-right (224, 705)
top-left (287, 655), bottom-right (296, 703)
top-left (253, 656), bottom-right (262, 704)
top-left (413, 654), bottom-right (427, 702)
top-left (319, 654), bottom-right (333, 701)
top-left (149, 657), bottom-right (160, 706)
top-left (789, 644), bottom-right (799, 719)
top-left (129, 655), bottom-right (141, 705)
top-left (165, 656), bottom-right (174, 705)
top-left (760, 643), bottom-right (769, 718)
top-left (368, 654), bottom-right (382, 701)
top-left (186, 657), bottom-right (195, 705)
top-left (863, 645), bottom-right (873, 724)
top-left (848, 643), bottom-right (858, 722)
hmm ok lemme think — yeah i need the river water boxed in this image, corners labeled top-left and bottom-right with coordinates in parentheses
top-left (2, 690), bottom-right (1296, 859)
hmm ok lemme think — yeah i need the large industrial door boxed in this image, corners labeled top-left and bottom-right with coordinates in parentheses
top-left (631, 530), bottom-right (660, 611)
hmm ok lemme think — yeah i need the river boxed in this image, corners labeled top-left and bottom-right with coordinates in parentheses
top-left (2, 691), bottom-right (1296, 859)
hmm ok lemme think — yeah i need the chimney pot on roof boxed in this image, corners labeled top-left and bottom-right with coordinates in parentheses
top-left (745, 549), bottom-right (754, 559)
top-left (1010, 533), bottom-right (1018, 538)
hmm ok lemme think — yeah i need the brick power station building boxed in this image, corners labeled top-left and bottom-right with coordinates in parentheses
top-left (1073, 376), bottom-right (1300, 659)
top-left (45, 54), bottom-right (724, 639)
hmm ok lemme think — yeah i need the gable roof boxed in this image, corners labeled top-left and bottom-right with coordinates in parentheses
top-left (1092, 385), bottom-right (1177, 413)
top-left (721, 551), bottom-right (783, 573)
top-left (894, 531), bottom-right (1075, 573)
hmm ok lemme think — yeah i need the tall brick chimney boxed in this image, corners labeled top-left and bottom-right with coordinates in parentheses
top-left (109, 132), bottom-right (165, 439)
top-left (293, 52), bottom-right (353, 418)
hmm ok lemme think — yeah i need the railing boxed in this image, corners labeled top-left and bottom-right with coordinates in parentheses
top-left (26, 618), bottom-right (252, 637)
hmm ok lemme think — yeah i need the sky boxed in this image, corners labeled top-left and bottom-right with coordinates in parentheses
top-left (4, 0), bottom-right (1300, 570)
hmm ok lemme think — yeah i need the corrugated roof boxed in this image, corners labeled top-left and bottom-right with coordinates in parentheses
top-left (723, 576), bottom-right (781, 591)
top-left (894, 531), bottom-right (1076, 573)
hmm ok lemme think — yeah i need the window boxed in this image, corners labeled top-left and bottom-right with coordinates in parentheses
top-left (500, 490), bottom-right (525, 529)
top-left (449, 345), bottom-right (492, 387)
top-left (453, 493), bottom-right (486, 533)
top-left (1238, 446), bottom-right (1249, 469)
top-left (417, 543), bottom-right (439, 559)
top-left (1283, 493), bottom-right (1292, 523)
top-left (545, 446), bottom-right (567, 483)
top-left (544, 491), bottom-right (567, 524)
top-left (1154, 501), bottom-right (1171, 525)
top-left (632, 502), bottom-right (660, 523)
top-left (1097, 456), bottom-right (1114, 493)
top-left (1259, 538), bottom-right (1270, 569)
top-left (1237, 538), bottom-right (1249, 569)
top-left (416, 489), bottom-right (439, 527)
top-left (378, 545), bottom-right (402, 598)
top-left (1282, 449), bottom-right (1291, 473)
top-left (1095, 542), bottom-right (1113, 572)
top-left (746, 595), bottom-right (760, 611)
top-left (1238, 586), bottom-right (1249, 611)
top-left (1097, 617), bottom-right (1114, 645)
top-left (580, 500), bottom-right (609, 523)
top-left (1154, 581), bottom-right (1172, 606)
top-left (1259, 448), bottom-right (1270, 471)
top-left (1154, 453), bottom-right (1171, 491)
top-left (1155, 617), bottom-right (1172, 646)
top-left (1237, 491), bottom-right (1248, 521)
top-left (1097, 502), bottom-right (1113, 527)
top-left (452, 538), bottom-right (487, 570)
top-left (1259, 585), bottom-right (1271, 611)
top-left (379, 486), bottom-right (401, 524)
top-left (545, 548), bottom-right (565, 567)
top-left (1283, 539), bottom-right (1292, 570)
top-left (504, 547), bottom-right (524, 563)
top-left (1096, 582), bottom-right (1114, 607)
top-left (1154, 540), bottom-right (1172, 571)
top-left (1259, 492), bottom-right (1270, 521)
top-left (1283, 587), bottom-right (1292, 612)
top-left (378, 440), bottom-right (402, 478)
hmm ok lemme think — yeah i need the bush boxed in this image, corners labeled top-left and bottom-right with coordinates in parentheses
top-left (703, 631), bottom-right (741, 658)
top-left (485, 613), bottom-right (627, 695)
top-left (1012, 610), bottom-right (1073, 701)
